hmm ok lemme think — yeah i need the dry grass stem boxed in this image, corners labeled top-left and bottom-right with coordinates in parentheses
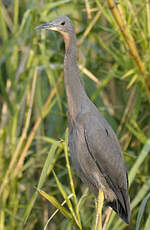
top-left (84, 0), bottom-right (91, 19)
top-left (13, 68), bottom-right (38, 176)
top-left (125, 0), bottom-right (145, 40)
top-left (107, 0), bottom-right (150, 101)
top-left (78, 10), bottom-right (102, 45)
top-left (13, 73), bottom-right (63, 177)
top-left (0, 68), bottom-right (38, 196)
top-left (79, 64), bottom-right (100, 85)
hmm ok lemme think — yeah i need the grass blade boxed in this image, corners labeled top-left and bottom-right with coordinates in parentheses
top-left (136, 192), bottom-right (150, 230)
top-left (23, 141), bottom-right (59, 223)
top-left (129, 139), bottom-right (150, 187)
top-left (64, 128), bottom-right (82, 229)
top-left (37, 141), bottom-right (60, 189)
top-left (53, 170), bottom-right (81, 228)
top-left (38, 189), bottom-right (73, 220)
top-left (144, 214), bottom-right (150, 230)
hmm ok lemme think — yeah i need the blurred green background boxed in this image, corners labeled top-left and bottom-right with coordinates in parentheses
top-left (0, 0), bottom-right (150, 229)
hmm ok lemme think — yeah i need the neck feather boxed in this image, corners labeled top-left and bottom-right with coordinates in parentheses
top-left (63, 32), bottom-right (87, 122)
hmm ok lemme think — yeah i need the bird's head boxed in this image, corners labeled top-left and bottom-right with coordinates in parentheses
top-left (35, 16), bottom-right (74, 34)
top-left (35, 16), bottom-right (76, 52)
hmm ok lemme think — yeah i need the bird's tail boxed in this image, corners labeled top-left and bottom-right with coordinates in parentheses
top-left (107, 189), bottom-right (130, 224)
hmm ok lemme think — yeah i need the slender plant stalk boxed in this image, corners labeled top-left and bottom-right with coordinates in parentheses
top-left (106, 0), bottom-right (150, 101)
top-left (79, 64), bottom-right (100, 84)
top-left (13, 68), bottom-right (38, 175)
top-left (0, 1), bottom-right (13, 32)
top-left (0, 1), bottom-right (8, 41)
top-left (78, 10), bottom-right (101, 45)
top-left (0, 68), bottom-right (37, 196)
top-left (0, 72), bottom-right (63, 196)
top-left (13, 73), bottom-right (63, 177)
top-left (125, 0), bottom-right (145, 40)
top-left (84, 0), bottom-right (91, 19)
top-left (146, 0), bottom-right (150, 48)
top-left (64, 129), bottom-right (82, 229)
top-left (95, 189), bottom-right (104, 230)
top-left (13, 0), bottom-right (19, 70)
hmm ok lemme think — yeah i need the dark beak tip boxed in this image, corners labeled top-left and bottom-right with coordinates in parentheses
top-left (34, 25), bottom-right (43, 30)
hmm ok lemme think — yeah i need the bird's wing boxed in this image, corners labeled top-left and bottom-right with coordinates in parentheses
top-left (84, 118), bottom-right (127, 186)
top-left (83, 116), bottom-right (129, 212)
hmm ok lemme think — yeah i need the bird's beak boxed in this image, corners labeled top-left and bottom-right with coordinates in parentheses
top-left (35, 23), bottom-right (58, 31)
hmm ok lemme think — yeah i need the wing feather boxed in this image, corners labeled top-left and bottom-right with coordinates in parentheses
top-left (83, 116), bottom-right (130, 223)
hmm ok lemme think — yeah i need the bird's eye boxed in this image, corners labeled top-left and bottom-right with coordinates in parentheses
top-left (61, 21), bottom-right (65, 25)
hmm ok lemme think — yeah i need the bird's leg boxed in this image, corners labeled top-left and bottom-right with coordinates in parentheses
top-left (95, 189), bottom-right (104, 230)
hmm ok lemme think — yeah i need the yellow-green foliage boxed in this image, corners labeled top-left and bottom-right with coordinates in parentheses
top-left (0, 0), bottom-right (150, 229)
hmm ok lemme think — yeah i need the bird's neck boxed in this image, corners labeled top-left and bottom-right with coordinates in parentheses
top-left (63, 33), bottom-right (87, 123)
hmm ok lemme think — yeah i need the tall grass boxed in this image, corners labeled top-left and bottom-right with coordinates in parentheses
top-left (0, 0), bottom-right (150, 229)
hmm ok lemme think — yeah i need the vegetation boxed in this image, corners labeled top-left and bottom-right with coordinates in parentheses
top-left (0, 0), bottom-right (150, 229)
